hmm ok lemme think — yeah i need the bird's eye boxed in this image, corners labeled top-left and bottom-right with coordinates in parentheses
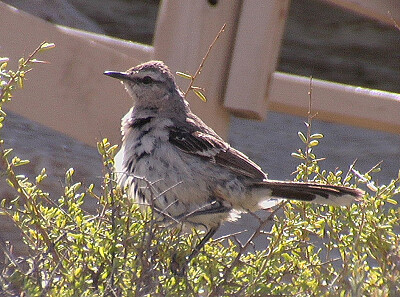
top-left (141, 76), bottom-right (153, 84)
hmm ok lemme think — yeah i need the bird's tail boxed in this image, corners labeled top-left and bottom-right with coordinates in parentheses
top-left (251, 180), bottom-right (364, 209)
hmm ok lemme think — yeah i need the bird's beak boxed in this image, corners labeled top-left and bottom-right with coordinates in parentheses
top-left (103, 71), bottom-right (130, 81)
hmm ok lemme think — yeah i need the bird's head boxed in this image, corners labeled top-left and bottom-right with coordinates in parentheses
top-left (104, 61), bottom-right (183, 110)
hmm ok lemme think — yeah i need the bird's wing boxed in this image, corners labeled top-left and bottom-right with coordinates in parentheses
top-left (169, 126), bottom-right (266, 180)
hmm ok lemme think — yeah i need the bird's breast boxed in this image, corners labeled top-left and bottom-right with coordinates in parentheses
top-left (118, 116), bottom-right (172, 174)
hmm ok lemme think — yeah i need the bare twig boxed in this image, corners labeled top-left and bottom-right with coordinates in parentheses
top-left (304, 76), bottom-right (318, 181)
top-left (365, 160), bottom-right (383, 176)
top-left (214, 230), bottom-right (248, 243)
top-left (344, 158), bottom-right (358, 183)
top-left (389, 12), bottom-right (400, 31)
top-left (183, 24), bottom-right (226, 97)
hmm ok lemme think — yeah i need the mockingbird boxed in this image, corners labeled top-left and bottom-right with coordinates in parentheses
top-left (104, 60), bottom-right (363, 262)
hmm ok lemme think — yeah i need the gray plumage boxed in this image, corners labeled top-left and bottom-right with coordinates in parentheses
top-left (104, 60), bottom-right (364, 233)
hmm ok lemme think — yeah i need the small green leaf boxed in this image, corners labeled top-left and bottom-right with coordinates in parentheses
top-left (36, 169), bottom-right (48, 184)
top-left (88, 184), bottom-right (95, 192)
top-left (30, 59), bottom-right (50, 64)
top-left (39, 42), bottom-right (56, 51)
top-left (6, 178), bottom-right (14, 188)
top-left (310, 133), bottom-right (324, 139)
top-left (298, 131), bottom-right (307, 143)
top-left (99, 246), bottom-right (106, 259)
top-left (309, 140), bottom-right (319, 147)
top-left (291, 152), bottom-right (305, 159)
top-left (176, 71), bottom-right (193, 80)
top-left (367, 182), bottom-right (377, 192)
top-left (66, 168), bottom-right (75, 180)
top-left (17, 77), bottom-right (23, 89)
top-left (193, 89), bottom-right (207, 102)
top-left (0, 60), bottom-right (8, 70)
top-left (12, 157), bottom-right (29, 166)
top-left (97, 141), bottom-right (105, 155)
top-left (74, 266), bottom-right (82, 277)
top-left (371, 167), bottom-right (381, 173)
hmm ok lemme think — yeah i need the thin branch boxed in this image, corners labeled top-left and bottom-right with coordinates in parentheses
top-left (344, 158), bottom-right (358, 183)
top-left (304, 76), bottom-right (318, 182)
top-left (365, 160), bottom-right (383, 176)
top-left (184, 24), bottom-right (226, 96)
top-left (0, 41), bottom-right (50, 99)
top-left (389, 12), bottom-right (400, 31)
top-left (214, 230), bottom-right (248, 243)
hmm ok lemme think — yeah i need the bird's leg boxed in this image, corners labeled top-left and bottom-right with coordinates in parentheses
top-left (171, 226), bottom-right (218, 276)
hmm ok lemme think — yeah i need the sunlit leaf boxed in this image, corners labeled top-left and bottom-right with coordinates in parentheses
top-left (30, 59), bottom-right (50, 64)
top-left (310, 133), bottom-right (324, 139)
top-left (176, 71), bottom-right (193, 80)
top-left (39, 42), bottom-right (56, 51)
top-left (193, 88), bottom-right (207, 102)
top-left (298, 131), bottom-right (307, 143)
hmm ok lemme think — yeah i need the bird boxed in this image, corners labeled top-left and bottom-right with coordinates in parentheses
top-left (104, 60), bottom-right (363, 263)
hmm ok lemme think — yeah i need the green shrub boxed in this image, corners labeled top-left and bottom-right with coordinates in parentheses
top-left (0, 43), bottom-right (399, 296)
